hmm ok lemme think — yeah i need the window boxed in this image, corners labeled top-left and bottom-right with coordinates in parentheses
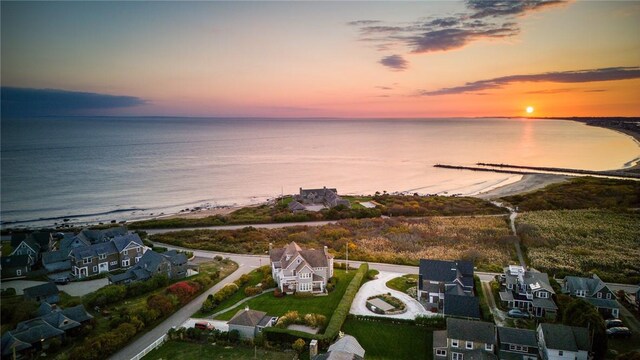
top-left (606, 293), bottom-right (612, 299)
top-left (452, 352), bottom-right (463, 360)
top-left (509, 345), bottom-right (527, 352)
top-left (597, 292), bottom-right (602, 298)
top-left (451, 339), bottom-right (459, 348)
top-left (466, 341), bottom-right (473, 349)
top-left (300, 272), bottom-right (311, 279)
top-left (110, 261), bottom-right (118, 266)
top-left (93, 266), bottom-right (97, 272)
top-left (538, 291), bottom-right (548, 298)
top-left (83, 257), bottom-right (92, 264)
top-left (299, 283), bottom-right (311, 291)
top-left (558, 351), bottom-right (563, 356)
top-left (436, 349), bottom-right (447, 356)
top-left (137, 247), bottom-right (141, 253)
top-left (122, 259), bottom-right (130, 267)
top-left (485, 344), bottom-right (493, 351)
top-left (16, 269), bottom-right (22, 276)
top-left (576, 290), bottom-right (585, 297)
top-left (98, 254), bottom-right (106, 260)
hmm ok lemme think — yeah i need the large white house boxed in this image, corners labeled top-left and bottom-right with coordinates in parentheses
top-left (269, 241), bottom-right (333, 294)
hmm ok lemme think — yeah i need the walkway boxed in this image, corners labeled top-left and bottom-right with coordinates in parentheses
top-left (481, 280), bottom-right (507, 327)
top-left (491, 201), bottom-right (526, 269)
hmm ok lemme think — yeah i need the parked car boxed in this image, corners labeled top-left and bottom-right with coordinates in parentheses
top-left (54, 277), bottom-right (70, 285)
top-left (194, 321), bottom-right (214, 331)
top-left (606, 327), bottom-right (632, 338)
top-left (507, 309), bottom-right (531, 319)
top-left (605, 319), bottom-right (624, 329)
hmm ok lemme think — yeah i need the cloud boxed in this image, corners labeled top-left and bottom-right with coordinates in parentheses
top-left (419, 67), bottom-right (640, 96)
top-left (1, 87), bottom-right (146, 116)
top-left (376, 86), bottom-right (393, 90)
top-left (349, 1), bottom-right (568, 56)
top-left (466, 0), bottom-right (566, 19)
top-left (379, 55), bottom-right (409, 71)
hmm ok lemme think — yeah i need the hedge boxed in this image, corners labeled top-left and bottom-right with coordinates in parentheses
top-left (348, 314), bottom-right (446, 329)
top-left (263, 263), bottom-right (369, 347)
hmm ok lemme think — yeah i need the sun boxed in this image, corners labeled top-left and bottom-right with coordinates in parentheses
top-left (526, 106), bottom-right (534, 114)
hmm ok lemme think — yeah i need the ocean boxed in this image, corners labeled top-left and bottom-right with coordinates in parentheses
top-left (1, 117), bottom-right (638, 228)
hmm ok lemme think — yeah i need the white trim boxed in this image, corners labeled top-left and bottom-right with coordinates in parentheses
top-left (16, 269), bottom-right (22, 276)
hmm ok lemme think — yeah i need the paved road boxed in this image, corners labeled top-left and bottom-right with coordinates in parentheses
top-left (143, 220), bottom-right (337, 235)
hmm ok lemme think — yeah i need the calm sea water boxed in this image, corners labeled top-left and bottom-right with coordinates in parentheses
top-left (1, 117), bottom-right (638, 228)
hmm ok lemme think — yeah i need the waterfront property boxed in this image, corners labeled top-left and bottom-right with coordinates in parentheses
top-left (562, 274), bottom-right (620, 319)
top-left (269, 241), bottom-right (333, 294)
top-left (227, 307), bottom-right (276, 340)
top-left (498, 265), bottom-right (557, 319)
top-left (288, 186), bottom-right (351, 212)
top-left (536, 323), bottom-right (590, 360)
top-left (417, 259), bottom-right (479, 318)
top-left (70, 233), bottom-right (145, 279)
top-left (108, 249), bottom-right (188, 284)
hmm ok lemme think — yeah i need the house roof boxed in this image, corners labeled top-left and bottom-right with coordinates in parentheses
top-left (497, 327), bottom-right (537, 347)
top-left (531, 297), bottom-right (558, 310)
top-left (269, 241), bottom-right (330, 269)
top-left (564, 275), bottom-right (609, 296)
top-left (0, 254), bottom-right (30, 268)
top-left (539, 323), bottom-right (590, 352)
top-left (42, 249), bottom-right (69, 264)
top-left (523, 271), bottom-right (555, 294)
top-left (445, 283), bottom-right (467, 296)
top-left (228, 308), bottom-right (269, 327)
top-left (14, 238), bottom-right (41, 254)
top-left (61, 305), bottom-right (94, 323)
top-left (288, 201), bottom-right (306, 211)
top-left (498, 291), bottom-right (514, 302)
top-left (1, 332), bottom-right (31, 356)
top-left (419, 259), bottom-right (474, 283)
top-left (584, 297), bottom-right (619, 309)
top-left (70, 241), bottom-right (117, 259)
top-left (444, 294), bottom-right (481, 319)
top-left (37, 302), bottom-right (55, 317)
top-left (40, 311), bottom-right (80, 331)
top-left (327, 335), bottom-right (365, 358)
top-left (112, 233), bottom-right (143, 252)
top-left (446, 318), bottom-right (495, 344)
top-left (463, 349), bottom-right (498, 360)
top-left (433, 330), bottom-right (448, 348)
top-left (10, 319), bottom-right (64, 344)
top-left (23, 282), bottom-right (59, 298)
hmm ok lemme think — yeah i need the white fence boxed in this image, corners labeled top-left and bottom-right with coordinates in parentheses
top-left (130, 334), bottom-right (167, 360)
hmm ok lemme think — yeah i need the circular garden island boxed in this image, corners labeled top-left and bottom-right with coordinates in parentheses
top-left (366, 293), bottom-right (407, 315)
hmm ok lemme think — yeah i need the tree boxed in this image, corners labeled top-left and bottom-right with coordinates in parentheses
top-left (292, 338), bottom-right (306, 354)
top-left (562, 298), bottom-right (607, 359)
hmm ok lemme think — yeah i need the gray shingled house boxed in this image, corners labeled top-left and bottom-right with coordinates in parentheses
top-left (70, 233), bottom-right (144, 279)
top-left (270, 241), bottom-right (333, 294)
top-left (537, 323), bottom-right (590, 360)
top-left (1, 254), bottom-right (31, 278)
top-left (227, 307), bottom-right (276, 339)
top-left (563, 274), bottom-right (620, 318)
top-left (312, 335), bottom-right (365, 360)
top-left (498, 265), bottom-right (557, 319)
top-left (417, 259), bottom-right (478, 317)
top-left (108, 249), bottom-right (188, 285)
top-left (496, 327), bottom-right (538, 360)
top-left (295, 187), bottom-right (350, 208)
top-left (434, 318), bottom-right (497, 360)
top-left (23, 282), bottom-right (60, 304)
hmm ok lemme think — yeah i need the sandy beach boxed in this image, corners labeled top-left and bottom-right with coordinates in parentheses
top-left (474, 174), bottom-right (568, 199)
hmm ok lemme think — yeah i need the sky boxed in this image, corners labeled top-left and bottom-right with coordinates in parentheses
top-left (1, 1), bottom-right (639, 118)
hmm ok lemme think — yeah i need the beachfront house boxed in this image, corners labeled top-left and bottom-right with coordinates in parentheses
top-left (227, 307), bottom-right (276, 340)
top-left (70, 233), bottom-right (145, 279)
top-left (289, 187), bottom-right (351, 212)
top-left (433, 318), bottom-right (497, 360)
top-left (562, 274), bottom-right (620, 319)
top-left (417, 259), bottom-right (479, 317)
top-left (270, 241), bottom-right (333, 294)
top-left (498, 265), bottom-right (557, 319)
top-left (108, 249), bottom-right (188, 285)
top-left (537, 323), bottom-right (590, 360)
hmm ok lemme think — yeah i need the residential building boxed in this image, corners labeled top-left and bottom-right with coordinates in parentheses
top-left (537, 324), bottom-right (590, 360)
top-left (108, 249), bottom-right (188, 284)
top-left (10, 238), bottom-right (41, 265)
top-left (70, 233), bottom-right (145, 279)
top-left (269, 241), bottom-right (333, 294)
top-left (434, 318), bottom-right (497, 360)
top-left (0, 255), bottom-right (31, 278)
top-left (312, 334), bottom-right (365, 360)
top-left (227, 307), bottom-right (276, 339)
top-left (497, 327), bottom-right (538, 360)
top-left (498, 265), bottom-right (557, 319)
top-left (23, 283), bottom-right (60, 304)
top-left (417, 259), bottom-right (477, 316)
top-left (563, 274), bottom-right (620, 318)
top-left (1, 304), bottom-right (93, 359)
top-left (292, 187), bottom-right (350, 210)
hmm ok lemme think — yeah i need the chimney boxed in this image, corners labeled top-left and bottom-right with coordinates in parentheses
top-left (309, 339), bottom-right (318, 359)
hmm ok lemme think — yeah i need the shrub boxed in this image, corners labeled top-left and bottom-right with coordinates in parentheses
top-left (213, 283), bottom-right (239, 304)
top-left (147, 293), bottom-right (175, 317)
top-left (294, 291), bottom-right (314, 298)
top-left (214, 255), bottom-right (223, 261)
top-left (228, 329), bottom-right (240, 343)
top-left (48, 337), bottom-right (62, 352)
top-left (166, 281), bottom-right (200, 304)
top-left (323, 263), bottom-right (368, 341)
top-left (84, 284), bottom-right (127, 308)
top-left (326, 283), bottom-right (335, 292)
top-left (276, 311), bottom-right (301, 328)
top-left (234, 273), bottom-right (251, 287)
top-left (292, 338), bottom-right (306, 354)
top-left (303, 313), bottom-right (327, 329)
top-left (244, 286), bottom-right (263, 297)
top-left (367, 269), bottom-right (379, 280)
top-left (1, 288), bottom-right (16, 297)
top-left (261, 275), bottom-right (276, 289)
top-left (273, 288), bottom-right (284, 297)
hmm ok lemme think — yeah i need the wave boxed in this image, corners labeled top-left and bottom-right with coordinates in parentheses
top-left (0, 207), bottom-right (146, 225)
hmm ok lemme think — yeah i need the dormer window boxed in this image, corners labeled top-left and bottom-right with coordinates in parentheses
top-left (466, 341), bottom-right (473, 349)
top-left (98, 254), bottom-right (106, 260)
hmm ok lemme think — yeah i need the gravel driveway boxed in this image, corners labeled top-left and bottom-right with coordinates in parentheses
top-left (1, 278), bottom-right (109, 297)
top-left (350, 271), bottom-right (437, 319)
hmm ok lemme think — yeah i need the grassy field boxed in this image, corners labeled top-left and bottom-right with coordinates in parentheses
top-left (193, 267), bottom-right (264, 317)
top-left (143, 341), bottom-right (292, 360)
top-left (151, 216), bottom-right (513, 271)
top-left (341, 318), bottom-right (433, 360)
top-left (502, 177), bottom-right (640, 211)
top-left (215, 269), bottom-right (355, 321)
top-left (517, 209), bottom-right (640, 283)
top-left (385, 274), bottom-right (418, 293)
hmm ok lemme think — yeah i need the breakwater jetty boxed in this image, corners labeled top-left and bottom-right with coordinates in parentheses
top-left (435, 163), bottom-right (640, 180)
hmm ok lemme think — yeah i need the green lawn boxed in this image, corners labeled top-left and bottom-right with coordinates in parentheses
top-left (342, 318), bottom-right (433, 360)
top-left (385, 274), bottom-right (418, 293)
top-left (143, 340), bottom-right (292, 360)
top-left (215, 269), bottom-right (355, 321)
top-left (193, 268), bottom-right (264, 317)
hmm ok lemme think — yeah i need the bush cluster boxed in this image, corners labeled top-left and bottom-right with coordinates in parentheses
top-left (244, 286), bottom-right (263, 297)
top-left (166, 281), bottom-right (202, 305)
top-left (201, 283), bottom-right (239, 312)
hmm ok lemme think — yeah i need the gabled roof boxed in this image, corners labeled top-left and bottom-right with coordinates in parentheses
top-left (0, 254), bottom-right (30, 268)
top-left (70, 241), bottom-right (117, 259)
top-left (444, 294), bottom-right (481, 319)
top-left (327, 335), bottom-right (365, 358)
top-left (539, 323), bottom-right (590, 352)
top-left (497, 327), bottom-right (537, 347)
top-left (462, 349), bottom-right (498, 360)
top-left (228, 308), bottom-right (269, 327)
top-left (112, 233), bottom-right (143, 252)
top-left (288, 201), bottom-right (306, 211)
top-left (10, 319), bottom-right (64, 344)
top-left (23, 282), bottom-right (59, 298)
top-left (523, 271), bottom-right (555, 294)
top-left (13, 238), bottom-right (40, 254)
top-left (446, 318), bottom-right (495, 344)
top-left (419, 259), bottom-right (474, 283)
top-left (584, 297), bottom-right (619, 309)
top-left (1, 332), bottom-right (31, 356)
top-left (564, 275), bottom-right (609, 296)
top-left (37, 302), bottom-right (55, 317)
top-left (40, 311), bottom-right (80, 331)
top-left (269, 241), bottom-right (330, 269)
top-left (61, 305), bottom-right (94, 323)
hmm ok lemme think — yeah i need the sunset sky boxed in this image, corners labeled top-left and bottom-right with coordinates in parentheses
top-left (2, 1), bottom-right (639, 118)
